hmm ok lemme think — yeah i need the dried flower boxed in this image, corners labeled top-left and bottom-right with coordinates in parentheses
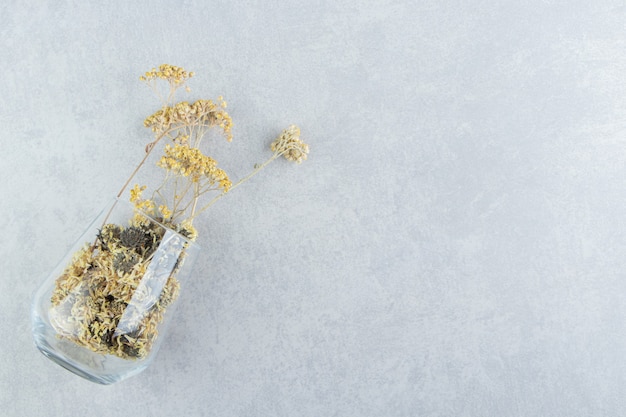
top-left (271, 125), bottom-right (310, 163)
top-left (143, 99), bottom-right (232, 142)
top-left (119, 227), bottom-right (148, 250)
top-left (139, 64), bottom-right (194, 84)
top-left (157, 144), bottom-right (231, 190)
top-left (158, 204), bottom-right (172, 220)
top-left (130, 184), bottom-right (146, 203)
top-left (113, 252), bottom-right (140, 274)
top-left (177, 220), bottom-right (197, 241)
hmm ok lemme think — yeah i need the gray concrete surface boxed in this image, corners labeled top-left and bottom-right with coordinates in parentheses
top-left (2, 1), bottom-right (626, 416)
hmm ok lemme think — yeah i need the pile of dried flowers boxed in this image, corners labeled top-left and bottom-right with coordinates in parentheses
top-left (48, 64), bottom-right (309, 359)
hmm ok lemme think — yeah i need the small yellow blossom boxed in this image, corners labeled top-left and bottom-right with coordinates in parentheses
top-left (157, 144), bottom-right (231, 190)
top-left (130, 184), bottom-right (146, 203)
top-left (144, 99), bottom-right (232, 141)
top-left (270, 125), bottom-right (310, 163)
top-left (139, 64), bottom-right (194, 84)
top-left (158, 205), bottom-right (173, 220)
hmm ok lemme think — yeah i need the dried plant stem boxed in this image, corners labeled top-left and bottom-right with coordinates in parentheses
top-left (97, 127), bottom-right (178, 238)
top-left (187, 153), bottom-right (280, 222)
top-left (190, 183), bottom-right (201, 218)
top-left (119, 123), bottom-right (186, 193)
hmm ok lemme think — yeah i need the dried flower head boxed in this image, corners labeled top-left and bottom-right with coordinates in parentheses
top-left (271, 125), bottom-right (310, 163)
top-left (113, 252), bottom-right (140, 274)
top-left (157, 144), bottom-right (231, 191)
top-left (130, 184), bottom-right (146, 203)
top-left (139, 64), bottom-right (194, 84)
top-left (119, 227), bottom-right (148, 250)
top-left (158, 204), bottom-right (173, 220)
top-left (143, 99), bottom-right (232, 142)
top-left (177, 220), bottom-right (198, 241)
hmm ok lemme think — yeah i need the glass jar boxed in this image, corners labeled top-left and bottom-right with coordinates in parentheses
top-left (31, 198), bottom-right (201, 384)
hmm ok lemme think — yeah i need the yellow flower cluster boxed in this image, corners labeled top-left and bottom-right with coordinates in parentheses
top-left (135, 65), bottom-right (309, 226)
top-left (144, 99), bottom-right (233, 141)
top-left (129, 184), bottom-right (156, 218)
top-left (129, 184), bottom-right (146, 203)
top-left (158, 205), bottom-right (173, 220)
top-left (158, 144), bottom-right (232, 191)
top-left (270, 125), bottom-right (310, 163)
top-left (139, 64), bottom-right (194, 84)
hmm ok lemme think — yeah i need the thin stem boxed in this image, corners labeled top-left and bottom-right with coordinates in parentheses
top-left (190, 182), bottom-right (200, 218)
top-left (144, 80), bottom-right (166, 106)
top-left (187, 152), bottom-right (280, 222)
top-left (173, 177), bottom-right (194, 214)
top-left (96, 125), bottom-right (181, 240)
top-left (151, 170), bottom-right (171, 203)
top-left (176, 182), bottom-right (209, 216)
top-left (115, 124), bottom-right (185, 198)
top-left (229, 153), bottom-right (280, 194)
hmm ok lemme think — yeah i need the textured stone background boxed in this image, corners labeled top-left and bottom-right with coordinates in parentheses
top-left (2, 1), bottom-right (626, 416)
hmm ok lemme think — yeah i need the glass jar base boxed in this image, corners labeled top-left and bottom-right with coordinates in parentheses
top-left (33, 314), bottom-right (148, 385)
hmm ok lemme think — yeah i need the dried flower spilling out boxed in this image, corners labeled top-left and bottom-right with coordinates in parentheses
top-left (50, 216), bottom-right (181, 360)
top-left (139, 64), bottom-right (194, 84)
top-left (48, 64), bottom-right (309, 362)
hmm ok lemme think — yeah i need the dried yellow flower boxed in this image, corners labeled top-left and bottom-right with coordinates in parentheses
top-left (143, 99), bottom-right (232, 142)
top-left (157, 144), bottom-right (231, 190)
top-left (271, 125), bottom-right (310, 163)
top-left (130, 184), bottom-right (146, 203)
top-left (158, 205), bottom-right (172, 220)
top-left (139, 64), bottom-right (194, 84)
